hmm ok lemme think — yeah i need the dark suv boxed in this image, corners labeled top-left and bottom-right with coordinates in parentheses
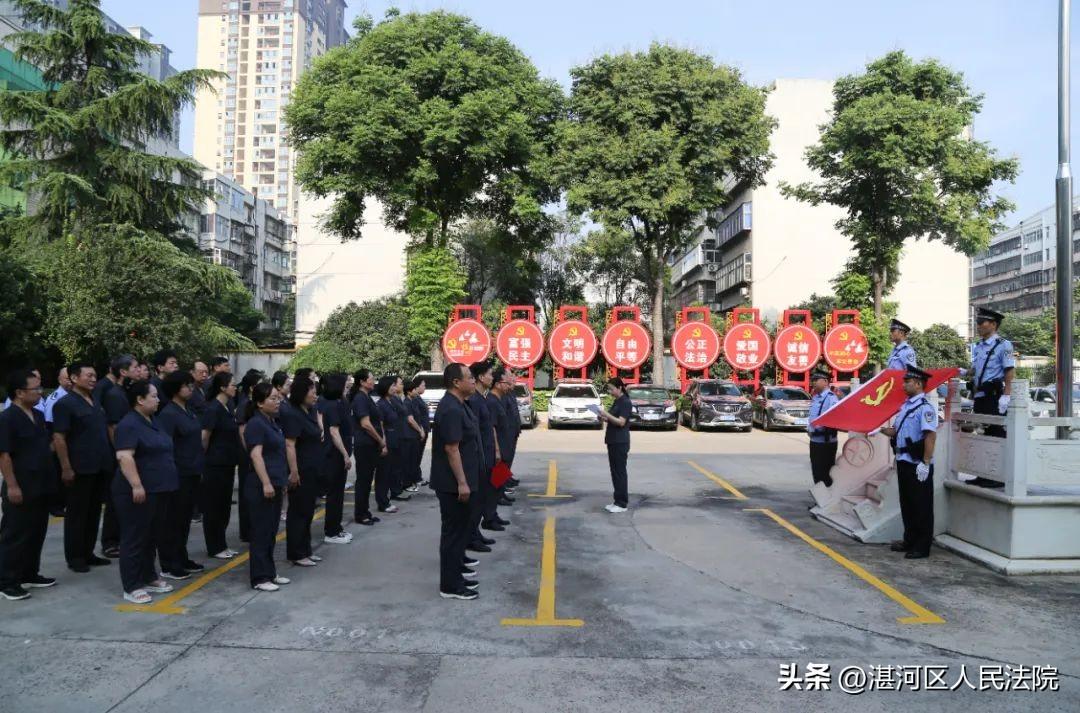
top-left (679, 379), bottom-right (753, 432)
top-left (626, 384), bottom-right (678, 430)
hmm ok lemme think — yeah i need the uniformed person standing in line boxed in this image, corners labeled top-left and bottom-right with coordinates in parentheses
top-left (0, 369), bottom-right (59, 600)
top-left (431, 363), bottom-right (481, 600)
top-left (499, 373), bottom-right (522, 492)
top-left (316, 373), bottom-right (353, 545)
top-left (593, 377), bottom-right (632, 513)
top-left (886, 319), bottom-right (917, 371)
top-left (375, 376), bottom-right (410, 508)
top-left (349, 369), bottom-right (388, 525)
top-left (881, 365), bottom-right (938, 559)
top-left (52, 362), bottom-right (115, 573)
top-left (199, 372), bottom-right (243, 560)
top-left (42, 367), bottom-right (71, 425)
top-left (408, 379), bottom-right (431, 488)
top-left (400, 379), bottom-right (426, 494)
top-left (157, 371), bottom-right (205, 579)
top-left (969, 306), bottom-right (1016, 446)
top-left (189, 361), bottom-right (210, 417)
top-left (807, 372), bottom-right (840, 488)
top-left (281, 375), bottom-right (324, 568)
top-left (100, 355), bottom-right (137, 560)
top-left (243, 382), bottom-right (291, 592)
top-left (467, 362), bottom-right (500, 545)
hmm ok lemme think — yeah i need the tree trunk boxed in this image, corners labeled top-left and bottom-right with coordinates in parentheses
top-left (429, 340), bottom-right (445, 371)
top-left (872, 268), bottom-right (884, 320)
top-left (651, 272), bottom-right (665, 386)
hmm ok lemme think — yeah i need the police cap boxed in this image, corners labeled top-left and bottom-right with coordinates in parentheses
top-left (903, 365), bottom-right (931, 384)
top-left (810, 371), bottom-right (831, 383)
top-left (889, 318), bottom-right (911, 334)
top-left (976, 306), bottom-right (1005, 324)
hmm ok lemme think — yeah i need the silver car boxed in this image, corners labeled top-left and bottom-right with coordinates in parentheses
top-left (752, 386), bottom-right (811, 431)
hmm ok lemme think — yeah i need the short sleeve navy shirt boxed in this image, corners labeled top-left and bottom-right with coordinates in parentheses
top-left (200, 398), bottom-right (243, 467)
top-left (52, 392), bottom-right (114, 473)
top-left (280, 403), bottom-right (323, 475)
top-left (113, 412), bottom-right (179, 493)
top-left (351, 391), bottom-right (383, 449)
top-left (377, 397), bottom-right (400, 450)
top-left (430, 393), bottom-right (482, 493)
top-left (244, 412), bottom-right (288, 486)
top-left (605, 394), bottom-right (632, 445)
top-left (337, 399), bottom-right (354, 455)
top-left (316, 396), bottom-right (344, 457)
top-left (158, 401), bottom-right (205, 476)
top-left (467, 392), bottom-right (495, 469)
top-left (0, 406), bottom-right (58, 498)
top-left (398, 397), bottom-right (419, 442)
top-left (102, 385), bottom-right (131, 426)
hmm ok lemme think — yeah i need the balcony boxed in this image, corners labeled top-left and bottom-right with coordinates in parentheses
top-left (716, 202), bottom-right (752, 249)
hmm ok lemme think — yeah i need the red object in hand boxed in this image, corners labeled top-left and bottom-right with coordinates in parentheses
top-left (491, 460), bottom-right (513, 488)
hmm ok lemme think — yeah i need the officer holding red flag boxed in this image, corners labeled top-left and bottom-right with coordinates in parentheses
top-left (881, 365), bottom-right (937, 560)
top-left (807, 372), bottom-right (839, 488)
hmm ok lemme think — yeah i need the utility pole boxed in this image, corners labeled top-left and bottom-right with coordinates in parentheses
top-left (1056, 0), bottom-right (1076, 438)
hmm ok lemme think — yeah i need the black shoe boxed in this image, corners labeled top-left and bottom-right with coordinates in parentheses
top-left (439, 588), bottom-right (478, 600)
top-left (466, 543), bottom-right (492, 553)
top-left (162, 570), bottom-right (191, 580)
top-left (101, 547), bottom-right (120, 559)
top-left (390, 494), bottom-right (412, 502)
top-left (191, 514), bottom-right (203, 523)
top-left (481, 521), bottom-right (505, 532)
top-left (890, 541), bottom-right (909, 553)
top-left (183, 560), bottom-right (205, 572)
top-left (68, 562), bottom-right (90, 573)
top-left (460, 567), bottom-right (477, 579)
top-left (49, 508), bottom-right (65, 518)
top-left (507, 477), bottom-right (520, 487)
top-left (498, 496), bottom-right (514, 506)
top-left (88, 555), bottom-right (112, 566)
top-left (480, 536), bottom-right (496, 546)
top-left (464, 581), bottom-right (479, 591)
top-left (463, 557), bottom-right (479, 568)
top-left (21, 574), bottom-right (56, 588)
top-left (494, 516), bottom-right (511, 527)
top-left (355, 516), bottom-right (379, 526)
top-left (905, 551), bottom-right (930, 559)
top-left (0, 585), bottom-right (30, 601)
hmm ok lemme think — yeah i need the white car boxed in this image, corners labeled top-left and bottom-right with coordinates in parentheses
top-left (548, 381), bottom-right (602, 429)
top-left (412, 371), bottom-right (446, 422)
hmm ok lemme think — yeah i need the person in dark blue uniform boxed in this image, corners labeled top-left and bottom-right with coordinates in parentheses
top-left (499, 374), bottom-right (522, 490)
top-left (235, 369), bottom-right (266, 543)
top-left (881, 365), bottom-right (938, 559)
top-left (52, 362), bottom-right (115, 573)
top-left (148, 349), bottom-right (179, 413)
top-left (467, 362), bottom-right (500, 540)
top-left (189, 361), bottom-right (210, 417)
top-left (431, 363), bottom-right (481, 600)
top-left (243, 383), bottom-right (291, 592)
top-left (100, 356), bottom-right (136, 560)
top-left (400, 379), bottom-right (426, 494)
top-left (886, 319), bottom-right (918, 372)
top-left (157, 371), bottom-right (205, 579)
top-left (409, 379), bottom-right (431, 487)
top-left (595, 377), bottom-right (632, 513)
top-left (111, 380), bottom-right (179, 604)
top-left (281, 375), bottom-right (323, 567)
top-left (0, 369), bottom-right (59, 600)
top-left (317, 374), bottom-right (352, 545)
top-left (349, 369), bottom-right (388, 524)
top-left (200, 372), bottom-right (242, 560)
top-left (807, 372), bottom-right (840, 488)
top-left (375, 375), bottom-right (410, 509)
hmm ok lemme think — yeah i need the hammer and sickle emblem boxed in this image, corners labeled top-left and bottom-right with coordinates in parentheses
top-left (692, 327), bottom-right (702, 338)
top-left (448, 339), bottom-right (458, 349)
top-left (794, 330), bottom-right (804, 341)
top-left (839, 330), bottom-right (849, 340)
top-left (621, 327), bottom-right (632, 337)
top-left (742, 328), bottom-right (752, 338)
top-left (860, 379), bottom-right (894, 407)
top-left (569, 326), bottom-right (579, 337)
top-left (515, 326), bottom-right (525, 336)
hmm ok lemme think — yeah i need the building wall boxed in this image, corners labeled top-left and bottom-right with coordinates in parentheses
top-left (294, 193), bottom-right (408, 345)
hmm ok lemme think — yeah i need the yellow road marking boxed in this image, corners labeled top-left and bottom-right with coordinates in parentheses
top-left (745, 508), bottom-right (945, 625)
top-left (527, 459), bottom-right (571, 499)
top-left (687, 461), bottom-right (748, 500)
top-left (501, 515), bottom-right (583, 628)
top-left (116, 507), bottom-right (326, 615)
top-left (49, 516), bottom-right (63, 526)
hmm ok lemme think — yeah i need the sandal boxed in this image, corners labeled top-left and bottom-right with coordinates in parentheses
top-left (253, 581), bottom-right (279, 592)
top-left (273, 576), bottom-right (291, 585)
top-left (291, 558), bottom-right (317, 567)
top-left (123, 589), bottom-right (152, 604)
top-left (144, 580), bottom-right (174, 593)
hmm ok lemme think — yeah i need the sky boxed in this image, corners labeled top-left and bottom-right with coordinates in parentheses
top-left (102, 0), bottom-right (1069, 224)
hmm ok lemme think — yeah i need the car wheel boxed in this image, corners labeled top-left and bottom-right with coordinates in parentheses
top-left (763, 412), bottom-right (772, 431)
top-left (740, 426), bottom-right (752, 433)
top-left (691, 411), bottom-right (700, 432)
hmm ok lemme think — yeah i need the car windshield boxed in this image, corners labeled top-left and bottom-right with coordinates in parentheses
top-left (513, 385), bottom-right (528, 397)
top-left (767, 388), bottom-right (809, 400)
top-left (698, 382), bottom-right (742, 397)
top-left (555, 386), bottom-right (596, 399)
top-left (628, 387), bottom-right (669, 400)
top-left (414, 373), bottom-right (444, 390)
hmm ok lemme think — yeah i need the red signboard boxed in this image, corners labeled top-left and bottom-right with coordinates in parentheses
top-left (441, 318), bottom-right (491, 365)
top-left (812, 368), bottom-right (959, 432)
top-left (601, 320), bottom-right (651, 370)
top-left (495, 319), bottom-right (545, 369)
top-left (671, 322), bottom-right (721, 369)
top-left (773, 324), bottom-right (822, 373)
top-left (548, 319), bottom-right (598, 369)
top-left (723, 323), bottom-right (771, 371)
top-left (823, 324), bottom-right (870, 372)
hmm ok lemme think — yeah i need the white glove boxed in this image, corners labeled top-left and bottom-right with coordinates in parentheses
top-left (916, 462), bottom-right (930, 482)
top-left (867, 428), bottom-right (881, 437)
top-left (998, 394), bottom-right (1011, 414)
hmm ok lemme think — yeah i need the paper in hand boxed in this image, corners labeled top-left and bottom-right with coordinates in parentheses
top-left (585, 404), bottom-right (601, 415)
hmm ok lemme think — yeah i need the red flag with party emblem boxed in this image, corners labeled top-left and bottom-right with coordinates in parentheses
top-left (811, 367), bottom-right (960, 432)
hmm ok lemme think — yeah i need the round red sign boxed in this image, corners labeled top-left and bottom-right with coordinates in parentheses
top-left (548, 319), bottom-right (598, 369)
top-left (773, 324), bottom-right (822, 373)
top-left (441, 318), bottom-right (491, 365)
top-left (822, 324), bottom-right (869, 372)
top-left (671, 321), bottom-right (721, 370)
top-left (723, 322), bottom-right (772, 371)
top-left (601, 320), bottom-right (651, 369)
top-left (495, 319), bottom-right (545, 369)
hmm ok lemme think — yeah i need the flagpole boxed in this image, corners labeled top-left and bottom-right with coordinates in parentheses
top-left (1055, 0), bottom-right (1075, 438)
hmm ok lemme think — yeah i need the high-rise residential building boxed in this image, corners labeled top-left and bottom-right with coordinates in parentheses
top-left (669, 78), bottom-right (972, 336)
top-left (193, 0), bottom-right (348, 223)
top-left (969, 201), bottom-right (1080, 319)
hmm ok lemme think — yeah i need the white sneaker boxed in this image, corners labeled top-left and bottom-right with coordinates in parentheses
top-left (604, 504), bottom-right (628, 513)
top-left (291, 557), bottom-right (317, 567)
top-left (253, 582), bottom-right (279, 592)
top-left (382, 505), bottom-right (399, 514)
top-left (225, 549), bottom-right (240, 557)
top-left (342, 531), bottom-right (354, 542)
top-left (324, 534), bottom-right (350, 544)
top-left (212, 550), bottom-right (234, 560)
top-left (405, 485), bottom-right (419, 493)
top-left (144, 580), bottom-right (174, 593)
top-left (123, 589), bottom-right (152, 604)
top-left (273, 576), bottom-right (291, 585)
top-left (309, 555), bottom-right (323, 562)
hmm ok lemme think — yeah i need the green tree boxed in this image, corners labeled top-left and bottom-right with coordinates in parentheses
top-left (0, 247), bottom-right (49, 373)
top-left (452, 219), bottom-right (541, 305)
top-left (908, 323), bottom-right (969, 369)
top-left (555, 44), bottom-right (775, 382)
top-left (287, 341), bottom-right (361, 375)
top-left (783, 51), bottom-right (1018, 320)
top-left (405, 247), bottom-right (467, 367)
top-left (998, 311), bottom-right (1056, 357)
top-left (569, 226), bottom-right (645, 308)
top-left (307, 297), bottom-right (426, 376)
top-left (285, 10), bottom-right (562, 247)
top-left (0, 0), bottom-right (220, 246)
top-left (535, 214), bottom-right (586, 328)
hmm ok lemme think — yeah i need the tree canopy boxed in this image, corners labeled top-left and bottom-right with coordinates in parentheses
top-left (554, 43), bottom-right (775, 381)
top-left (300, 297), bottom-right (426, 377)
top-left (908, 323), bottom-right (969, 369)
top-left (783, 50), bottom-right (1018, 318)
top-left (285, 10), bottom-right (563, 247)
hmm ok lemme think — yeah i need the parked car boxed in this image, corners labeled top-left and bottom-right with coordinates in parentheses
top-left (935, 383), bottom-right (974, 424)
top-left (1030, 384), bottom-right (1080, 417)
top-left (514, 383), bottom-right (537, 428)
top-left (547, 381), bottom-right (602, 428)
top-left (678, 379), bottom-right (753, 432)
top-left (626, 384), bottom-right (678, 430)
top-left (752, 385), bottom-right (811, 431)
top-left (412, 371), bottom-right (445, 422)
